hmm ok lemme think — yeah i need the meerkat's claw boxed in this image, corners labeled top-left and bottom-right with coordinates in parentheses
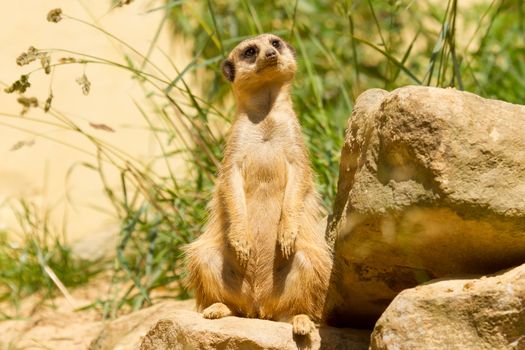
top-left (292, 314), bottom-right (316, 335)
top-left (280, 238), bottom-right (294, 259)
top-left (202, 302), bottom-right (233, 319)
top-left (278, 222), bottom-right (297, 259)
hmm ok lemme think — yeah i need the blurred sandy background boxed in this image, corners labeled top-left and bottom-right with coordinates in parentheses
top-left (0, 1), bottom-right (189, 257)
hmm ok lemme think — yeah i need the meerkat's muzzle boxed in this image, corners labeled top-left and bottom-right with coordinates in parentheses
top-left (257, 50), bottom-right (279, 72)
top-left (265, 48), bottom-right (277, 59)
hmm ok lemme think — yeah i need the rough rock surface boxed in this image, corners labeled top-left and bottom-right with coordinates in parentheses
top-left (327, 86), bottom-right (525, 327)
top-left (90, 300), bottom-right (371, 350)
top-left (371, 263), bottom-right (525, 350)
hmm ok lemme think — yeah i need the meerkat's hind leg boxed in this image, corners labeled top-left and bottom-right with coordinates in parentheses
top-left (291, 314), bottom-right (316, 335)
top-left (202, 302), bottom-right (234, 319)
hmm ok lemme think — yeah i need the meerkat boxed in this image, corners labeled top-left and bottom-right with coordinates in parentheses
top-left (184, 34), bottom-right (332, 336)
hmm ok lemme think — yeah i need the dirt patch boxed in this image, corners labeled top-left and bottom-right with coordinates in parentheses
top-left (0, 277), bottom-right (107, 350)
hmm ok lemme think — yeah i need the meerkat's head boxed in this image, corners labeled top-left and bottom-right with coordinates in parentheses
top-left (221, 34), bottom-right (297, 91)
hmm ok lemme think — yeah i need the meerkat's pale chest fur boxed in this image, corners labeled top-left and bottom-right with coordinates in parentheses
top-left (184, 34), bottom-right (332, 336)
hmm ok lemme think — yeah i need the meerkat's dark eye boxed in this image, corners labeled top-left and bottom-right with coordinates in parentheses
top-left (244, 47), bottom-right (256, 58)
top-left (271, 39), bottom-right (281, 48)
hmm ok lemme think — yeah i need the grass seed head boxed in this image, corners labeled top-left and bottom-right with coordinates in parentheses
top-left (16, 46), bottom-right (39, 66)
top-left (40, 54), bottom-right (52, 74)
top-left (47, 8), bottom-right (63, 23)
top-left (44, 92), bottom-right (53, 112)
top-left (59, 57), bottom-right (77, 64)
top-left (5, 75), bottom-right (31, 94)
top-left (16, 47), bottom-right (51, 74)
top-left (10, 139), bottom-right (35, 152)
top-left (17, 96), bottom-right (39, 115)
top-left (115, 0), bottom-right (134, 7)
top-left (76, 74), bottom-right (91, 95)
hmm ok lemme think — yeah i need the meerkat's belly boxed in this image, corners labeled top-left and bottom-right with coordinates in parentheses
top-left (241, 148), bottom-right (287, 312)
top-left (242, 144), bottom-right (287, 249)
top-left (243, 146), bottom-right (287, 195)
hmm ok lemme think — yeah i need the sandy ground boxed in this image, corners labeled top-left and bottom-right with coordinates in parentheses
top-left (0, 279), bottom-right (106, 350)
top-left (0, 1), bottom-right (192, 254)
top-left (0, 274), bottom-right (192, 350)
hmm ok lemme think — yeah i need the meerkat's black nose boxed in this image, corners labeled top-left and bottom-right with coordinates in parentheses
top-left (265, 49), bottom-right (277, 58)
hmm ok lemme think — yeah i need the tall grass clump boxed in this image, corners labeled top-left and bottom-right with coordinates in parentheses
top-left (0, 0), bottom-right (523, 317)
top-left (0, 199), bottom-right (100, 319)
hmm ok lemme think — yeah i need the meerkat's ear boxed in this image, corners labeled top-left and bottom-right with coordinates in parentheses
top-left (221, 59), bottom-right (235, 82)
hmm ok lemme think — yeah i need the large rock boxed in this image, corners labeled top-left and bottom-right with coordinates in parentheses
top-left (370, 263), bottom-right (525, 350)
top-left (327, 86), bottom-right (525, 327)
top-left (90, 300), bottom-right (370, 350)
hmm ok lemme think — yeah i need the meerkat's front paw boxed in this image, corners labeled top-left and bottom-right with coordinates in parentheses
top-left (278, 220), bottom-right (298, 259)
top-left (231, 237), bottom-right (251, 267)
top-left (291, 314), bottom-right (316, 336)
top-left (202, 302), bottom-right (233, 319)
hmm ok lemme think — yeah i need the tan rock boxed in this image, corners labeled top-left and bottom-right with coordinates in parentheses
top-left (90, 300), bottom-right (371, 350)
top-left (89, 300), bottom-right (195, 350)
top-left (327, 86), bottom-right (525, 326)
top-left (370, 264), bottom-right (525, 350)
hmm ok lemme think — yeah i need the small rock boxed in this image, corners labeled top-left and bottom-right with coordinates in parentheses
top-left (370, 263), bottom-right (525, 350)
